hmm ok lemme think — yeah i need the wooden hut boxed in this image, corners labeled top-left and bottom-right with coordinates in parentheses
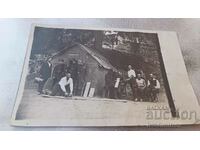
top-left (51, 43), bottom-right (117, 97)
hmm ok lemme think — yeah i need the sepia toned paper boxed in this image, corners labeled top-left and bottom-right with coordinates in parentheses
top-left (11, 24), bottom-right (200, 127)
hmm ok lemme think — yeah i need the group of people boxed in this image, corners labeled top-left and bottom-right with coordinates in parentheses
top-left (34, 56), bottom-right (160, 102)
top-left (105, 65), bottom-right (160, 102)
top-left (35, 57), bottom-right (74, 97)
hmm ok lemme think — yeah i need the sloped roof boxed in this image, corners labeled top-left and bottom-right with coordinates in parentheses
top-left (52, 43), bottom-right (118, 72)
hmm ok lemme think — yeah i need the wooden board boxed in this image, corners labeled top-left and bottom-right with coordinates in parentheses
top-left (83, 82), bottom-right (91, 97)
top-left (114, 78), bottom-right (120, 88)
top-left (88, 88), bottom-right (95, 97)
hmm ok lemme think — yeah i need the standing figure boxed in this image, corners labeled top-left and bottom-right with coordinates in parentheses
top-left (37, 57), bottom-right (52, 94)
top-left (43, 59), bottom-right (66, 95)
top-left (126, 65), bottom-right (137, 100)
top-left (52, 59), bottom-right (65, 86)
top-left (68, 59), bottom-right (78, 95)
top-left (147, 74), bottom-right (160, 102)
top-left (104, 69), bottom-right (115, 98)
top-left (135, 73), bottom-right (146, 101)
top-left (113, 71), bottom-right (124, 99)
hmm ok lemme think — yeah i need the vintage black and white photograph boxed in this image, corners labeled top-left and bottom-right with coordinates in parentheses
top-left (11, 25), bottom-right (200, 126)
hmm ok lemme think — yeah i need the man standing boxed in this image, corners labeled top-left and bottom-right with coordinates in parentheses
top-left (37, 57), bottom-right (52, 94)
top-left (51, 73), bottom-right (73, 97)
top-left (147, 74), bottom-right (160, 102)
top-left (52, 59), bottom-right (65, 86)
top-left (104, 69), bottom-right (115, 98)
top-left (126, 65), bottom-right (137, 100)
top-left (68, 59), bottom-right (78, 95)
top-left (127, 65), bottom-right (136, 79)
top-left (135, 73), bottom-right (146, 101)
top-left (43, 59), bottom-right (65, 95)
top-left (113, 71), bottom-right (123, 99)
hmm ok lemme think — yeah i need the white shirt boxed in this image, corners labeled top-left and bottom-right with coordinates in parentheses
top-left (128, 69), bottom-right (136, 78)
top-left (59, 77), bottom-right (73, 94)
top-left (136, 78), bottom-right (146, 88)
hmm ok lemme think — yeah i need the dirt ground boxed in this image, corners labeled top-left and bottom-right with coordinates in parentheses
top-left (15, 88), bottom-right (169, 123)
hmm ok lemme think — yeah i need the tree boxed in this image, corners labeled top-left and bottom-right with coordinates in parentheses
top-left (94, 31), bottom-right (103, 51)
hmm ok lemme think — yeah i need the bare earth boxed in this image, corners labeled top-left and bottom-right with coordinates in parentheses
top-left (16, 89), bottom-right (169, 125)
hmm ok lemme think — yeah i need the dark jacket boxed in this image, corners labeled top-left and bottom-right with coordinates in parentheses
top-left (39, 61), bottom-right (52, 80)
top-left (52, 63), bottom-right (65, 82)
top-left (105, 70), bottom-right (114, 87)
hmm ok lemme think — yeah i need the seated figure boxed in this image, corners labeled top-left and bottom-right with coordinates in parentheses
top-left (51, 73), bottom-right (73, 97)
